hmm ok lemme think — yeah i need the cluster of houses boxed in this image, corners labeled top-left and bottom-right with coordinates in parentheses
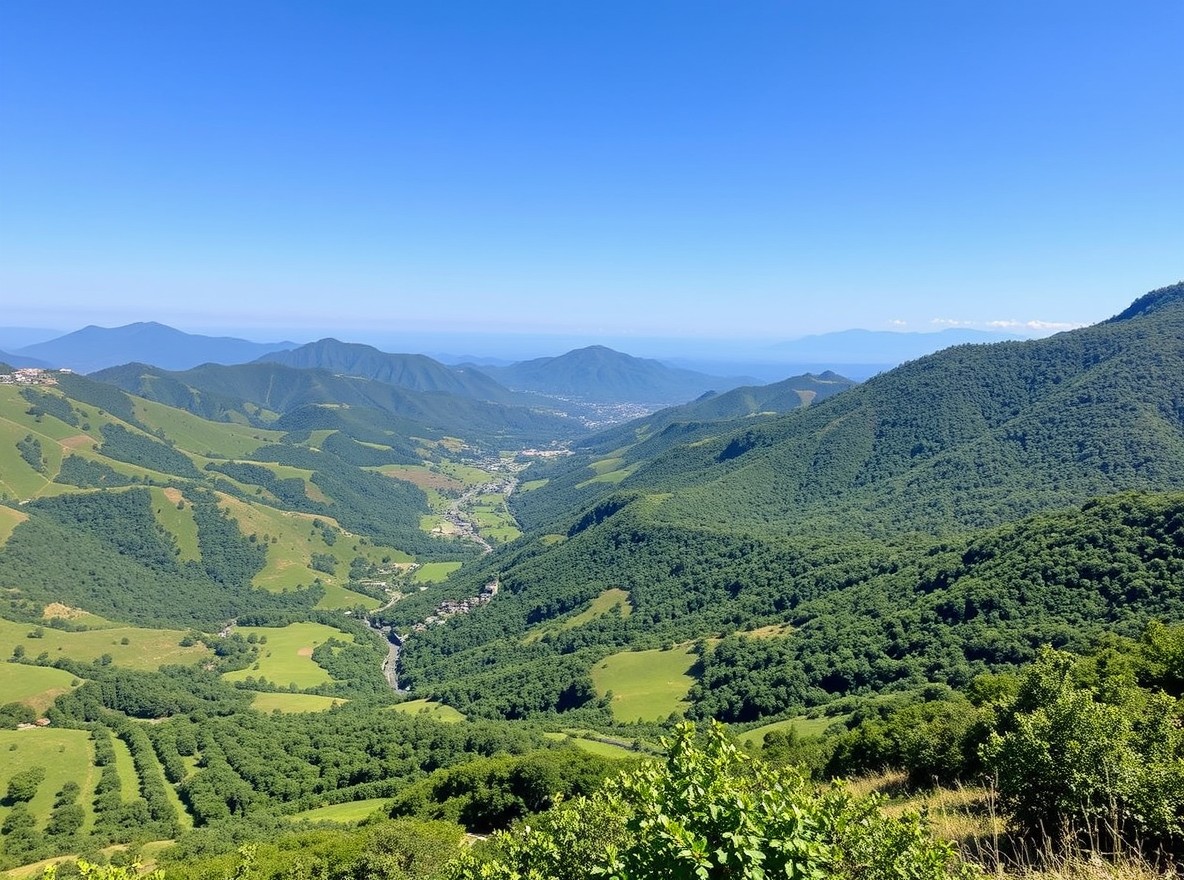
top-left (0, 367), bottom-right (68, 386)
top-left (409, 580), bottom-right (499, 633)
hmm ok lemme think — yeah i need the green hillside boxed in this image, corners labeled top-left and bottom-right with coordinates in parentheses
top-left (389, 283), bottom-right (1184, 722)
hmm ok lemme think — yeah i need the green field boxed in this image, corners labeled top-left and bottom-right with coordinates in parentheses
top-left (577, 464), bottom-right (639, 488)
top-left (543, 732), bottom-right (636, 760)
top-left (389, 699), bottom-right (465, 723)
top-left (0, 505), bottom-right (28, 546)
top-left (591, 645), bottom-right (698, 723)
top-left (737, 715), bottom-right (847, 748)
top-left (223, 623), bottom-right (355, 690)
top-left (214, 494), bottom-right (401, 605)
top-left (470, 495), bottom-right (521, 543)
top-left (251, 692), bottom-right (345, 713)
top-left (132, 398), bottom-right (282, 459)
top-left (0, 414), bottom-right (58, 500)
top-left (0, 663), bottom-right (80, 712)
top-left (0, 728), bottom-right (98, 835)
top-left (525, 588), bottom-right (632, 643)
top-left (150, 487), bottom-right (201, 561)
top-left (289, 798), bottom-right (391, 824)
top-left (412, 562), bottom-right (463, 584)
top-left (0, 618), bottom-right (210, 671)
top-left (518, 479), bottom-right (549, 492)
top-left (111, 735), bottom-right (141, 802)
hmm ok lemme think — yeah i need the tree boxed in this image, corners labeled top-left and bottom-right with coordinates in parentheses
top-left (5, 766), bottom-right (46, 804)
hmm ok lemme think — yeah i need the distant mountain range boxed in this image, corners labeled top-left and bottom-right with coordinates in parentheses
top-left (14, 322), bottom-right (296, 372)
top-left (0, 349), bottom-right (52, 369)
top-left (473, 345), bottom-right (758, 405)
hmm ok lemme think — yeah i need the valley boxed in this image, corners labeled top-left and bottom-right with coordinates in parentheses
top-left (3, 283), bottom-right (1184, 877)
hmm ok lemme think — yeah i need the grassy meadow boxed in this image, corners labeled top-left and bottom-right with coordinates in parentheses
top-left (289, 798), bottom-right (391, 824)
top-left (525, 587), bottom-right (632, 643)
top-left (591, 645), bottom-right (698, 723)
top-left (0, 729), bottom-right (98, 835)
top-left (389, 699), bottom-right (465, 723)
top-left (0, 664), bottom-right (80, 713)
top-left (0, 618), bottom-right (210, 672)
top-left (223, 622), bottom-right (355, 690)
top-left (251, 692), bottom-right (345, 713)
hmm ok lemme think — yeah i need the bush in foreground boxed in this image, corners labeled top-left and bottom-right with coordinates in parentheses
top-left (454, 722), bottom-right (976, 880)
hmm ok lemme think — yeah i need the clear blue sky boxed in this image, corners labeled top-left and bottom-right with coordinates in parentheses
top-left (1, 1), bottom-right (1180, 346)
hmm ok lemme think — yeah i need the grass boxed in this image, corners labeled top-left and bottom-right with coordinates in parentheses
top-left (389, 698), bottom-right (465, 723)
top-left (736, 714), bottom-right (845, 748)
top-left (378, 464), bottom-right (467, 494)
top-left (290, 798), bottom-right (392, 824)
top-left (131, 398), bottom-right (282, 459)
top-left (251, 691), bottom-right (345, 713)
top-left (151, 487), bottom-right (201, 561)
top-left (0, 728), bottom-right (97, 836)
top-left (0, 413), bottom-right (57, 499)
top-left (111, 734), bottom-right (141, 801)
top-left (577, 464), bottom-right (639, 488)
top-left (223, 622), bottom-right (355, 690)
top-left (413, 562), bottom-right (463, 584)
top-left (591, 645), bottom-right (698, 723)
top-left (0, 663), bottom-right (80, 712)
top-left (470, 495), bottom-right (521, 543)
top-left (543, 732), bottom-right (637, 760)
top-left (0, 618), bottom-right (210, 671)
top-left (214, 494), bottom-right (401, 603)
top-left (519, 479), bottom-right (549, 492)
top-left (525, 588), bottom-right (632, 643)
top-left (0, 505), bottom-right (28, 547)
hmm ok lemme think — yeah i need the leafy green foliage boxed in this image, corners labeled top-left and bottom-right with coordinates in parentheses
top-left (455, 722), bottom-right (974, 880)
top-left (99, 423), bottom-right (203, 479)
top-left (54, 454), bottom-right (135, 488)
top-left (15, 434), bottom-right (45, 472)
top-left (389, 749), bottom-right (619, 833)
top-left (21, 388), bottom-right (80, 426)
top-left (984, 646), bottom-right (1184, 846)
top-left (1, 489), bottom-right (316, 628)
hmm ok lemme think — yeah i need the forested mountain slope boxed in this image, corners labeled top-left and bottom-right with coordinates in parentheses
top-left (520, 281), bottom-right (1184, 539)
top-left (91, 361), bottom-right (584, 445)
top-left (255, 338), bottom-right (519, 404)
top-left (391, 282), bottom-right (1184, 720)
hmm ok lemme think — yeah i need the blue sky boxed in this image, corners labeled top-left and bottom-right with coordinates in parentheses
top-left (1, 1), bottom-right (1180, 347)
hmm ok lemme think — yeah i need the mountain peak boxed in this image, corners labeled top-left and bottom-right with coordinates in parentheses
top-left (1106, 281), bottom-right (1184, 324)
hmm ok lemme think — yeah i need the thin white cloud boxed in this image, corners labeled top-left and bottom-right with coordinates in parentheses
top-left (930, 317), bottom-right (974, 327)
top-left (988, 319), bottom-right (1084, 332)
top-left (888, 319), bottom-right (907, 327)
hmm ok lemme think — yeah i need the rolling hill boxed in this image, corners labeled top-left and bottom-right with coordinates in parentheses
top-left (90, 360), bottom-right (585, 446)
top-left (254, 338), bottom-right (520, 404)
top-left (384, 281), bottom-right (1184, 720)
